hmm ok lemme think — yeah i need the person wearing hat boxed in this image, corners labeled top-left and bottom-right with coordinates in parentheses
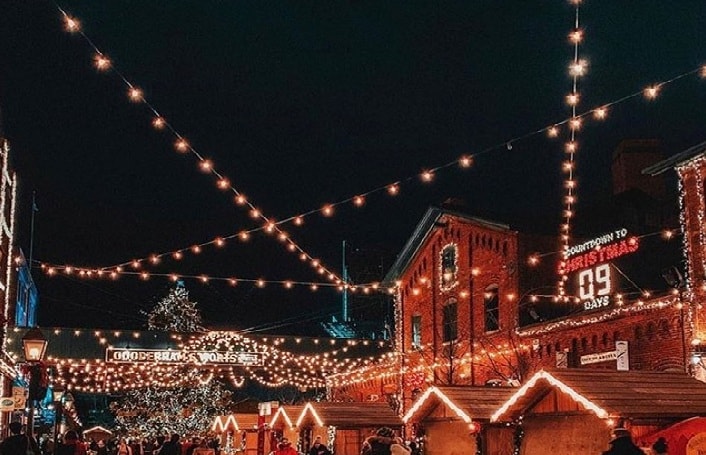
top-left (308, 437), bottom-right (330, 455)
top-left (361, 428), bottom-right (397, 455)
top-left (274, 439), bottom-right (297, 455)
top-left (601, 428), bottom-right (646, 455)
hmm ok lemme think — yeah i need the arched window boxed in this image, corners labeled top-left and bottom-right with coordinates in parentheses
top-left (440, 244), bottom-right (458, 289)
top-left (484, 285), bottom-right (500, 332)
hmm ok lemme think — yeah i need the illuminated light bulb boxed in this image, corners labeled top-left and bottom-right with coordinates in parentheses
top-left (256, 279), bottom-right (266, 288)
top-left (459, 290), bottom-right (469, 298)
top-left (627, 237), bottom-right (638, 246)
top-left (238, 231), bottom-right (250, 241)
top-left (569, 60), bottom-right (587, 77)
top-left (191, 245), bottom-right (202, 254)
top-left (322, 205), bottom-right (334, 217)
top-left (299, 253), bottom-right (307, 261)
top-left (140, 272), bottom-right (149, 280)
top-left (566, 93), bottom-right (579, 106)
top-left (564, 209), bottom-right (574, 218)
top-left (293, 216), bottom-right (304, 226)
top-left (131, 260), bottom-right (140, 269)
top-left (662, 229), bottom-right (674, 240)
top-left (250, 209), bottom-right (261, 219)
top-left (412, 288), bottom-right (421, 296)
top-left (312, 259), bottom-right (320, 267)
top-left (387, 184), bottom-right (400, 196)
top-left (547, 126), bottom-right (559, 138)
top-left (116, 266), bottom-right (123, 273)
top-left (565, 195), bottom-right (576, 204)
top-left (287, 243), bottom-right (297, 252)
top-left (199, 275), bottom-right (209, 283)
top-left (471, 267), bottom-right (480, 276)
top-left (149, 255), bottom-right (160, 264)
top-left (568, 29), bottom-right (583, 44)
top-left (217, 178), bottom-right (229, 190)
top-left (169, 274), bottom-right (179, 282)
top-left (644, 85), bottom-right (659, 99)
top-left (199, 160), bottom-right (213, 172)
top-left (318, 267), bottom-right (326, 275)
top-left (109, 271), bottom-right (117, 280)
top-left (561, 223), bottom-right (570, 232)
top-left (264, 222), bottom-right (276, 233)
top-left (234, 194), bottom-right (247, 205)
top-left (353, 195), bottom-right (365, 207)
top-left (643, 291), bottom-right (652, 298)
top-left (565, 180), bottom-right (576, 189)
top-left (569, 117), bottom-right (582, 130)
top-left (593, 107), bottom-right (608, 120)
top-left (215, 237), bottom-right (225, 247)
top-left (173, 251), bottom-right (183, 260)
top-left (676, 301), bottom-right (683, 309)
top-left (284, 281), bottom-right (293, 289)
top-left (277, 232), bottom-right (288, 242)
top-left (420, 170), bottom-right (434, 182)
top-left (561, 234), bottom-right (569, 241)
top-left (528, 255), bottom-right (540, 266)
top-left (64, 16), bottom-right (81, 32)
top-left (128, 87), bottom-right (143, 102)
top-left (174, 138), bottom-right (189, 153)
top-left (562, 161), bottom-right (574, 172)
top-left (93, 54), bottom-right (111, 72)
top-left (565, 141), bottom-right (577, 153)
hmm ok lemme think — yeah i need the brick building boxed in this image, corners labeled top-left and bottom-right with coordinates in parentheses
top-left (328, 140), bottom-right (706, 415)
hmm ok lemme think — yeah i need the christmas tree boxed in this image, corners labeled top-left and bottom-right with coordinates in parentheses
top-left (146, 281), bottom-right (206, 332)
top-left (110, 381), bottom-right (232, 436)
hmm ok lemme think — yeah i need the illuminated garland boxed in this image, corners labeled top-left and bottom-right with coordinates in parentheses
top-left (47, 5), bottom-right (706, 294)
top-left (439, 243), bottom-right (459, 292)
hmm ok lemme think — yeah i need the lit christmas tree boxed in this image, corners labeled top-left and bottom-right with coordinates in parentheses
top-left (110, 381), bottom-right (232, 436)
top-left (146, 281), bottom-right (206, 332)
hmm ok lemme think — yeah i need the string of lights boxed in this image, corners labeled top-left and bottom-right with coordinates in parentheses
top-left (48, 3), bottom-right (705, 292)
top-left (53, 4), bottom-right (344, 288)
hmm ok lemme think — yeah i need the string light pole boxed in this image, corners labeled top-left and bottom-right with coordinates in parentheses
top-left (21, 327), bottom-right (48, 438)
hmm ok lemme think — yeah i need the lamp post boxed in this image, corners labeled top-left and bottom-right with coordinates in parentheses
top-left (52, 386), bottom-right (65, 450)
top-left (21, 328), bottom-right (48, 438)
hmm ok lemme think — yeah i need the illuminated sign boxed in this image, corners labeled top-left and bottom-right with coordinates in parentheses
top-left (560, 229), bottom-right (640, 311)
top-left (105, 348), bottom-right (264, 366)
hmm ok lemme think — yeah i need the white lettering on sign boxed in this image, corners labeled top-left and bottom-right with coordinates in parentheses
top-left (580, 350), bottom-right (618, 365)
top-left (105, 348), bottom-right (264, 366)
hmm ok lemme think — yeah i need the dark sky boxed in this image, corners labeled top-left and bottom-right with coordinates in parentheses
top-left (1, 1), bottom-right (705, 331)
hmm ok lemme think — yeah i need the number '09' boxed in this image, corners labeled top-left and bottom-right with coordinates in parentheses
top-left (578, 264), bottom-right (611, 300)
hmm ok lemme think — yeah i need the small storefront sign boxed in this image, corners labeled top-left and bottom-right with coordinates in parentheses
top-left (105, 348), bottom-right (264, 366)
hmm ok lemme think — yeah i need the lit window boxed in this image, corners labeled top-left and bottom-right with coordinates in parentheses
top-left (411, 315), bottom-right (422, 348)
top-left (440, 244), bottom-right (458, 289)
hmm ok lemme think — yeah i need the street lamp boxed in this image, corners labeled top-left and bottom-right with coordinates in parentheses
top-left (21, 328), bottom-right (47, 437)
top-left (52, 386), bottom-right (65, 449)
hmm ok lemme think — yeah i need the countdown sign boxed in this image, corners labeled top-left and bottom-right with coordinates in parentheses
top-left (560, 228), bottom-right (640, 311)
top-left (105, 348), bottom-right (264, 366)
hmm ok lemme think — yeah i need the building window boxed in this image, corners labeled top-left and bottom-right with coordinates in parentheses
top-left (440, 244), bottom-right (458, 290)
top-left (484, 285), bottom-right (500, 332)
top-left (442, 299), bottom-right (458, 342)
top-left (411, 315), bottom-right (422, 348)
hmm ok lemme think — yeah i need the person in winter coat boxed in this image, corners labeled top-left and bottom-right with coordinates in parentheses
top-left (651, 437), bottom-right (668, 455)
top-left (601, 428), bottom-right (646, 455)
top-left (273, 439), bottom-right (297, 455)
top-left (307, 437), bottom-right (330, 455)
top-left (361, 428), bottom-right (397, 455)
top-left (0, 422), bottom-right (40, 455)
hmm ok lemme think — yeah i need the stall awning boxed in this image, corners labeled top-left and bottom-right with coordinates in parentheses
top-left (491, 369), bottom-right (706, 422)
top-left (269, 406), bottom-right (305, 430)
top-left (403, 386), bottom-right (515, 424)
top-left (296, 402), bottom-right (402, 428)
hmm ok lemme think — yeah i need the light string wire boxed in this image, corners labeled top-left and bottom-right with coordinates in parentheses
top-left (557, 0), bottom-right (584, 299)
top-left (53, 3), bottom-right (345, 288)
top-left (48, 4), bottom-right (704, 288)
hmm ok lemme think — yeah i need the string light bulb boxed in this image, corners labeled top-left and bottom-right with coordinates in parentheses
top-left (174, 138), bottom-right (189, 153)
top-left (644, 85), bottom-right (660, 99)
top-left (459, 156), bottom-right (473, 168)
top-left (128, 87), bottom-right (143, 102)
top-left (93, 54), bottom-right (111, 72)
top-left (152, 116), bottom-right (166, 130)
top-left (64, 16), bottom-right (81, 33)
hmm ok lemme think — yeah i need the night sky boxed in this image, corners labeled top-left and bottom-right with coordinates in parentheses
top-left (1, 1), bottom-right (705, 332)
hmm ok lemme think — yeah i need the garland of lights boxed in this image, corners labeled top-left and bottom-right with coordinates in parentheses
top-left (439, 243), bottom-right (459, 292)
top-left (46, 4), bottom-right (706, 294)
top-left (512, 417), bottom-right (524, 455)
top-left (327, 426), bottom-right (336, 453)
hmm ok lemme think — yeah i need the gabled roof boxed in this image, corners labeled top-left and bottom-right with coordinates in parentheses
top-left (296, 402), bottom-right (402, 428)
top-left (382, 207), bottom-right (511, 287)
top-left (402, 386), bottom-right (515, 423)
top-left (491, 369), bottom-right (706, 422)
top-left (269, 405), bottom-right (305, 429)
top-left (212, 413), bottom-right (261, 432)
top-left (643, 140), bottom-right (706, 175)
top-left (83, 426), bottom-right (113, 435)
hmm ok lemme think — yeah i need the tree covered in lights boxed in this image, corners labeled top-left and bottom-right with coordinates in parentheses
top-left (146, 282), bottom-right (205, 332)
top-left (110, 381), bottom-right (232, 436)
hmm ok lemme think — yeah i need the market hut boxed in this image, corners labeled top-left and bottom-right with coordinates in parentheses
top-left (83, 425), bottom-right (113, 442)
top-left (401, 386), bottom-right (515, 455)
top-left (268, 405), bottom-right (305, 450)
top-left (211, 413), bottom-right (260, 454)
top-left (490, 369), bottom-right (706, 455)
top-left (295, 402), bottom-right (403, 455)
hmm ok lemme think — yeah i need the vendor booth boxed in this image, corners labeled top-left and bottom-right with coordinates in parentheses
top-left (490, 369), bottom-right (706, 455)
top-left (83, 425), bottom-right (113, 442)
top-left (268, 404), bottom-right (305, 452)
top-left (402, 386), bottom-right (515, 455)
top-left (295, 402), bottom-right (402, 455)
top-left (211, 413), bottom-right (259, 455)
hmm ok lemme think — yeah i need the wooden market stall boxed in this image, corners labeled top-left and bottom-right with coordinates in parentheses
top-left (211, 413), bottom-right (259, 455)
top-left (401, 386), bottom-right (515, 455)
top-left (295, 402), bottom-right (402, 455)
top-left (83, 425), bottom-right (113, 442)
top-left (490, 369), bottom-right (706, 455)
top-left (268, 405), bottom-right (305, 453)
